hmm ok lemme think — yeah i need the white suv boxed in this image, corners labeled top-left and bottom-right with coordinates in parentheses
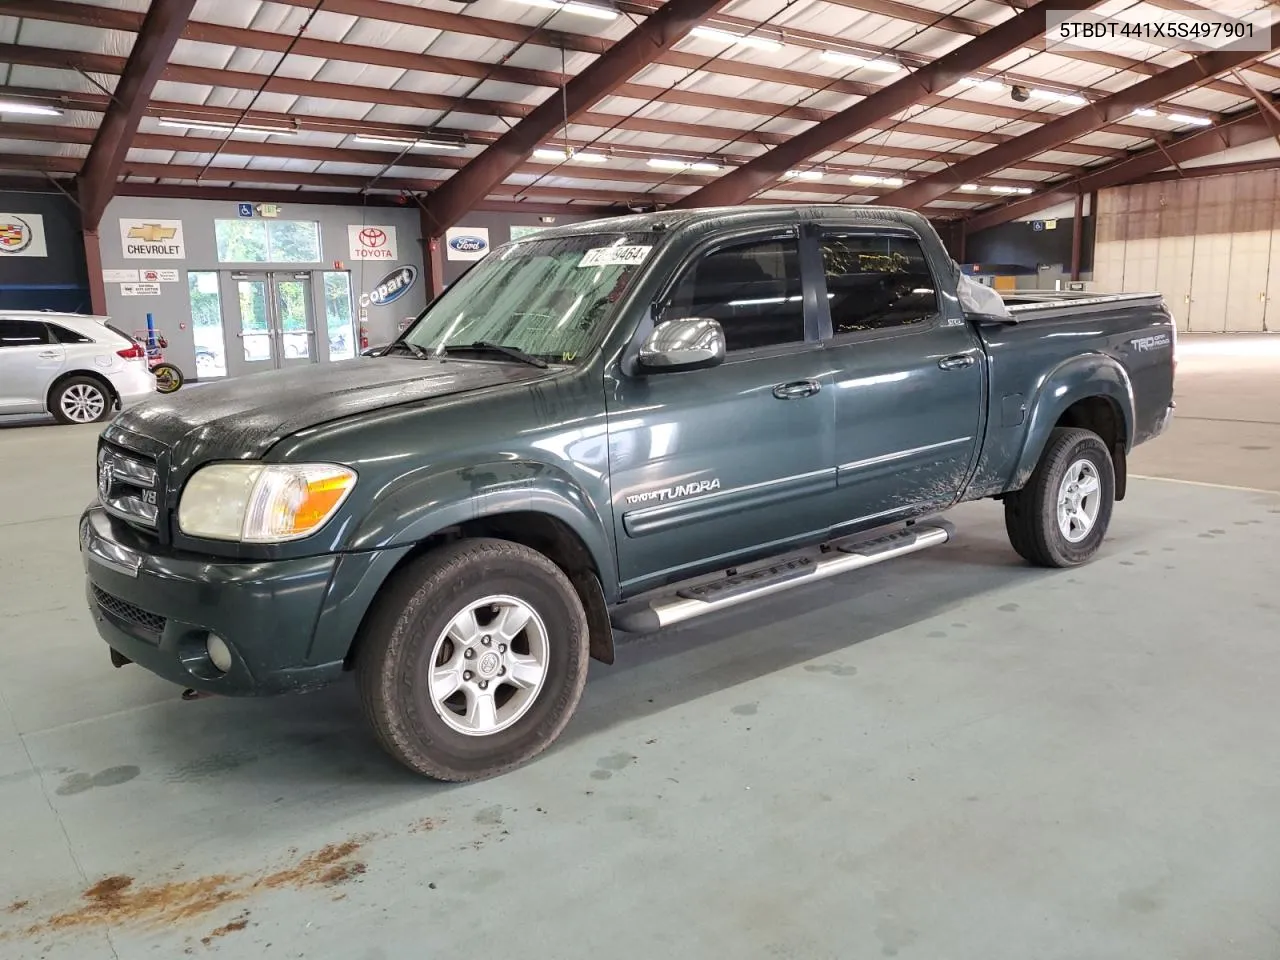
top-left (0, 312), bottom-right (156, 425)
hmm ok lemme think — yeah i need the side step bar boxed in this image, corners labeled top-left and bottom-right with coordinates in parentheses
top-left (610, 519), bottom-right (955, 633)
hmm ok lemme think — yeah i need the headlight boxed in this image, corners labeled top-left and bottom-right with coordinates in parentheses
top-left (178, 462), bottom-right (357, 543)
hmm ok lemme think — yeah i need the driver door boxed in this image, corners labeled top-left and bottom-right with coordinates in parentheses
top-left (606, 228), bottom-right (837, 594)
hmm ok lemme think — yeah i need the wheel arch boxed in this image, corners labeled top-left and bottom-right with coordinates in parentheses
top-left (46, 369), bottom-right (118, 415)
top-left (1011, 354), bottom-right (1134, 498)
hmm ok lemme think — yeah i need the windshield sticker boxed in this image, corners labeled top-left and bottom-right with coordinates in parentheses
top-left (578, 245), bottom-right (652, 268)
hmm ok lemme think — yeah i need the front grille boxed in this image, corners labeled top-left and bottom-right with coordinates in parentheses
top-left (91, 584), bottom-right (166, 642)
top-left (98, 442), bottom-right (161, 530)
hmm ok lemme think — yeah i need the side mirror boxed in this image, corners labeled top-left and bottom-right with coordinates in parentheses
top-left (638, 318), bottom-right (726, 372)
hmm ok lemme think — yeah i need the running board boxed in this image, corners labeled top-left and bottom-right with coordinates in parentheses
top-left (610, 519), bottom-right (955, 633)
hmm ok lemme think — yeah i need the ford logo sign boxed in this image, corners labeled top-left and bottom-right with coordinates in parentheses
top-left (366, 265), bottom-right (419, 307)
top-left (448, 235), bottom-right (487, 254)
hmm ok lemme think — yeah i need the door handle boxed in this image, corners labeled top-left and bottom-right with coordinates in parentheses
top-left (37, 350), bottom-right (59, 359)
top-left (938, 354), bottom-right (976, 371)
top-left (773, 379), bottom-right (821, 400)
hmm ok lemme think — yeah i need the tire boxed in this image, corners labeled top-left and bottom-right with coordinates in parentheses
top-left (356, 538), bottom-right (590, 781)
top-left (1004, 427), bottom-right (1116, 568)
top-left (50, 376), bottom-right (113, 425)
top-left (152, 363), bottom-right (184, 394)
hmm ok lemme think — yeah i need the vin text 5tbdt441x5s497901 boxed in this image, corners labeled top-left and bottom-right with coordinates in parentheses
top-left (80, 205), bottom-right (1176, 781)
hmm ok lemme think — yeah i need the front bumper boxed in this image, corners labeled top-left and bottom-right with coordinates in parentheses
top-left (79, 505), bottom-right (407, 696)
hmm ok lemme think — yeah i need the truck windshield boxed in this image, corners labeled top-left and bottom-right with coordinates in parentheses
top-left (401, 233), bottom-right (656, 364)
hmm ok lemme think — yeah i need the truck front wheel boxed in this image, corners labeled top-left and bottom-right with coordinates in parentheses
top-left (356, 538), bottom-right (590, 781)
top-left (1004, 427), bottom-right (1116, 568)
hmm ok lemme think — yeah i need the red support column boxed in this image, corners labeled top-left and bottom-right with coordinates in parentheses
top-left (1070, 192), bottom-right (1084, 281)
top-left (84, 228), bottom-right (107, 315)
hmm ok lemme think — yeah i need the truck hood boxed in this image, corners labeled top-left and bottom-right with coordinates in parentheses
top-left (110, 356), bottom-right (553, 467)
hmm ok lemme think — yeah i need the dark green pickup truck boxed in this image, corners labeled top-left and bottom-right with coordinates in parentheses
top-left (81, 205), bottom-right (1176, 781)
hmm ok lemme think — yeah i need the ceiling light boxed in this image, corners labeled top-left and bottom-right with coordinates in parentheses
top-left (784, 169), bottom-right (824, 180)
top-left (648, 157), bottom-right (721, 172)
top-left (352, 133), bottom-right (465, 150)
top-left (532, 147), bottom-right (607, 163)
top-left (820, 50), bottom-right (902, 72)
top-left (960, 77), bottom-right (1005, 92)
top-left (1031, 89), bottom-right (1088, 106)
top-left (159, 117), bottom-right (298, 137)
top-left (990, 185), bottom-right (1033, 194)
top-left (0, 101), bottom-right (63, 117)
top-left (1131, 107), bottom-right (1159, 117)
top-left (689, 26), bottom-right (783, 50)
top-left (850, 173), bottom-right (905, 186)
top-left (1168, 112), bottom-right (1212, 126)
top-left (960, 183), bottom-right (979, 191)
top-left (510, 0), bottom-right (617, 19)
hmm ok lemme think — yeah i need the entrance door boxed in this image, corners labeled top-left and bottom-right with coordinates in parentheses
top-left (226, 272), bottom-right (318, 376)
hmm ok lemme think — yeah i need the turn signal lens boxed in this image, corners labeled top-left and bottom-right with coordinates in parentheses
top-left (117, 343), bottom-right (145, 360)
top-left (178, 462), bottom-right (357, 543)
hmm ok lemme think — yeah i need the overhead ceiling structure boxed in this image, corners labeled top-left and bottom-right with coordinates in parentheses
top-left (0, 0), bottom-right (1279, 246)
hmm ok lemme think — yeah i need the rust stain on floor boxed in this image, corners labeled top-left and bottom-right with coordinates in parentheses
top-left (5, 901), bottom-right (28, 914)
top-left (21, 839), bottom-right (367, 942)
top-left (201, 911), bottom-right (251, 946)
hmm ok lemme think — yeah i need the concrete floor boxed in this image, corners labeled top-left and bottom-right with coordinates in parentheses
top-left (0, 335), bottom-right (1277, 960)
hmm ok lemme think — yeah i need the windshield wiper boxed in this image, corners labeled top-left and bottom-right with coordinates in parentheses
top-left (440, 341), bottom-right (549, 369)
top-left (383, 340), bottom-right (430, 359)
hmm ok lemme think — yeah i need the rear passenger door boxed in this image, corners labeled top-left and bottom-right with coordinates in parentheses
top-left (607, 228), bottom-right (837, 593)
top-left (0, 318), bottom-right (65, 414)
top-left (817, 228), bottom-right (985, 527)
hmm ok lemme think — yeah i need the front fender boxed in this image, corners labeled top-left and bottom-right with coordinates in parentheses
top-left (1012, 352), bottom-right (1135, 487)
top-left (342, 458), bottom-right (618, 598)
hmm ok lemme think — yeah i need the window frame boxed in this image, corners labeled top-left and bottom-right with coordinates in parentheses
top-left (651, 225), bottom-right (823, 361)
top-left (810, 225), bottom-right (944, 345)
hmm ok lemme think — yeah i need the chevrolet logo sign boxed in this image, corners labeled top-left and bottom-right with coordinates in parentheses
top-left (128, 223), bottom-right (177, 243)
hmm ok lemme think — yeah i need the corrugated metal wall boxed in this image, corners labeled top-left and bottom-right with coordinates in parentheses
top-left (1093, 171), bottom-right (1280, 332)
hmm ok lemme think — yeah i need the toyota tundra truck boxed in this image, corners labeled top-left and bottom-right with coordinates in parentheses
top-left (80, 205), bottom-right (1176, 781)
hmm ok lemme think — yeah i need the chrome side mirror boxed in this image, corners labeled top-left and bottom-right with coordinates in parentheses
top-left (638, 318), bottom-right (726, 372)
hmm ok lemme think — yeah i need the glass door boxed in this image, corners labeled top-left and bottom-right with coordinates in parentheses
top-left (224, 272), bottom-right (318, 375)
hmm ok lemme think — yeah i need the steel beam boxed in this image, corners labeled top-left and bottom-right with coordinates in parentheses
top-left (880, 43), bottom-right (1280, 210)
top-left (672, 0), bottom-right (1103, 210)
top-left (964, 104), bottom-right (1278, 232)
top-left (76, 0), bottom-right (197, 230)
top-left (421, 0), bottom-right (731, 235)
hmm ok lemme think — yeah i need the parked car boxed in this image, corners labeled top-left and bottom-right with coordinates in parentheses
top-left (0, 312), bottom-right (156, 424)
top-left (80, 206), bottom-right (1176, 781)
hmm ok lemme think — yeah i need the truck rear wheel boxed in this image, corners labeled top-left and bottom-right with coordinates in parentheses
top-left (1004, 427), bottom-right (1115, 568)
top-left (356, 538), bottom-right (590, 781)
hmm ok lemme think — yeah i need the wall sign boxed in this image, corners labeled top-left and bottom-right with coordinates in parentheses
top-left (238, 203), bottom-right (254, 218)
top-left (103, 269), bottom-right (139, 283)
top-left (119, 218), bottom-right (185, 259)
top-left (121, 282), bottom-right (162, 296)
top-left (360, 265), bottom-right (419, 308)
top-left (348, 224), bottom-right (398, 261)
top-left (141, 269), bottom-right (180, 282)
top-left (446, 227), bottom-right (490, 261)
top-left (0, 213), bottom-right (47, 258)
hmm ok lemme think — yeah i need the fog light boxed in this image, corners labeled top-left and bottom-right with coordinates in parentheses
top-left (207, 633), bottom-right (233, 673)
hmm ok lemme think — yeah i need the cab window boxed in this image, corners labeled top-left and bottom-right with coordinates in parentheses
top-left (821, 233), bottom-right (938, 335)
top-left (661, 236), bottom-right (804, 352)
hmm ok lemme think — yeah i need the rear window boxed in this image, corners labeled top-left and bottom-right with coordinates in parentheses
top-left (47, 323), bottom-right (94, 344)
top-left (104, 322), bottom-right (136, 345)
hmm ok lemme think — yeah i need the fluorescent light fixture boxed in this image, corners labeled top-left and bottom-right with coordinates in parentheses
top-left (510, 0), bottom-right (617, 19)
top-left (353, 133), bottom-right (465, 150)
top-left (851, 173), bottom-right (905, 186)
top-left (960, 183), bottom-right (979, 191)
top-left (821, 50), bottom-right (901, 72)
top-left (1131, 107), bottom-right (1159, 117)
top-left (0, 101), bottom-right (63, 117)
top-left (1168, 112), bottom-right (1212, 126)
top-left (960, 77), bottom-right (1005, 92)
top-left (990, 185), bottom-right (1034, 194)
top-left (159, 117), bottom-right (298, 137)
top-left (648, 157), bottom-right (721, 172)
top-left (690, 25), bottom-right (783, 50)
top-left (1031, 89), bottom-right (1088, 106)
top-left (784, 169), bottom-right (824, 180)
top-left (532, 147), bottom-right (607, 162)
